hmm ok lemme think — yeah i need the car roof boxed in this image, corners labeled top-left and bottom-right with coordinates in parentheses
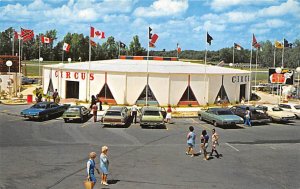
top-left (107, 106), bottom-right (124, 111)
top-left (68, 105), bottom-right (84, 108)
top-left (142, 106), bottom-right (160, 111)
top-left (36, 102), bottom-right (53, 105)
top-left (208, 108), bottom-right (230, 111)
top-left (234, 105), bottom-right (256, 110)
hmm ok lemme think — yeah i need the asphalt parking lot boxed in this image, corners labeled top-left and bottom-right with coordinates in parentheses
top-left (0, 104), bottom-right (300, 189)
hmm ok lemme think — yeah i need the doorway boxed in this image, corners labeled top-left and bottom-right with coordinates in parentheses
top-left (66, 81), bottom-right (79, 99)
top-left (239, 84), bottom-right (246, 101)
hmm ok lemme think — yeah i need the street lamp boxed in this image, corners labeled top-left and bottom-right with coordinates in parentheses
top-left (58, 63), bottom-right (64, 99)
top-left (68, 58), bottom-right (71, 63)
top-left (39, 57), bottom-right (43, 84)
top-left (275, 67), bottom-right (282, 103)
top-left (296, 67), bottom-right (300, 100)
top-left (6, 60), bottom-right (12, 73)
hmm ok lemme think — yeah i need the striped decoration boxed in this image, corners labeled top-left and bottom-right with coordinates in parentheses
top-left (119, 56), bottom-right (178, 61)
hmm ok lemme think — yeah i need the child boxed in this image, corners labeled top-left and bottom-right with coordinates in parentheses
top-left (200, 130), bottom-right (209, 160)
top-left (86, 152), bottom-right (100, 189)
top-left (100, 146), bottom-right (109, 186)
top-left (186, 126), bottom-right (196, 157)
top-left (210, 129), bottom-right (220, 158)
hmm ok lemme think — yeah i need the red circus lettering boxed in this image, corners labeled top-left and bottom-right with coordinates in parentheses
top-left (90, 73), bottom-right (94, 80)
top-left (66, 72), bottom-right (71, 79)
top-left (81, 73), bottom-right (86, 80)
top-left (74, 72), bottom-right (78, 79)
top-left (55, 71), bottom-right (58, 77)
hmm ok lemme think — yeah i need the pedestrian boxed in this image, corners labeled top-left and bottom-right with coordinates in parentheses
top-left (92, 103), bottom-right (98, 122)
top-left (52, 89), bottom-right (58, 103)
top-left (37, 93), bottom-right (43, 102)
top-left (166, 105), bottom-right (172, 123)
top-left (131, 104), bottom-right (138, 124)
top-left (90, 95), bottom-right (96, 109)
top-left (86, 152), bottom-right (100, 189)
top-left (99, 99), bottom-right (102, 111)
top-left (217, 96), bottom-right (221, 105)
top-left (210, 129), bottom-right (220, 158)
top-left (241, 97), bottom-right (245, 105)
top-left (186, 126), bottom-right (196, 157)
top-left (244, 107), bottom-right (251, 127)
top-left (200, 130), bottom-right (209, 160)
top-left (100, 146), bottom-right (109, 186)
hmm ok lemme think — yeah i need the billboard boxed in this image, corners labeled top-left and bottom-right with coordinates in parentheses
top-left (268, 68), bottom-right (294, 85)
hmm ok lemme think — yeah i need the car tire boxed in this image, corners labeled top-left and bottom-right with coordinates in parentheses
top-left (213, 121), bottom-right (218, 127)
top-left (80, 117), bottom-right (84, 123)
top-left (199, 115), bottom-right (203, 121)
top-left (64, 118), bottom-right (68, 123)
top-left (44, 115), bottom-right (49, 121)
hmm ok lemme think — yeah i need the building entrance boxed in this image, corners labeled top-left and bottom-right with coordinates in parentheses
top-left (239, 84), bottom-right (246, 101)
top-left (66, 81), bottom-right (79, 99)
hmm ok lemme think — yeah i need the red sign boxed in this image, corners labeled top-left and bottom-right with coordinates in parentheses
top-left (55, 71), bottom-right (94, 81)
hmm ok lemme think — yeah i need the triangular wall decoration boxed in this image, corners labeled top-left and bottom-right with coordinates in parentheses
top-left (136, 84), bottom-right (159, 105)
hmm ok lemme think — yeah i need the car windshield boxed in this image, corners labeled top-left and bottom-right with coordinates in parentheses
top-left (31, 104), bottom-right (47, 109)
top-left (272, 107), bottom-right (283, 111)
top-left (67, 108), bottom-right (79, 112)
top-left (144, 111), bottom-right (160, 116)
top-left (294, 105), bottom-right (300, 110)
top-left (217, 110), bottom-right (233, 115)
top-left (106, 111), bottom-right (121, 116)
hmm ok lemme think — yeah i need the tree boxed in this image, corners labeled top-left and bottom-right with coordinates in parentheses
top-left (129, 35), bottom-right (145, 56)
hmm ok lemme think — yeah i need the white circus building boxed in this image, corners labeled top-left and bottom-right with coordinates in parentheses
top-left (42, 57), bottom-right (251, 106)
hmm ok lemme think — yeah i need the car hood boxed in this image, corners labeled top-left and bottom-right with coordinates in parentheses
top-left (21, 108), bottom-right (44, 115)
top-left (269, 111), bottom-right (295, 117)
top-left (218, 115), bottom-right (243, 120)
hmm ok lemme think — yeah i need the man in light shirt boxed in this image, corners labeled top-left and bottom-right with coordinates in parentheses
top-left (131, 104), bottom-right (138, 124)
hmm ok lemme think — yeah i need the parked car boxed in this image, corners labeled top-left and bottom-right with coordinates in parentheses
top-left (140, 106), bottom-right (165, 128)
top-left (198, 108), bottom-right (244, 126)
top-left (62, 106), bottom-right (90, 123)
top-left (230, 105), bottom-right (270, 124)
top-left (278, 103), bottom-right (300, 119)
top-left (22, 77), bottom-right (38, 85)
top-left (101, 106), bottom-right (131, 126)
top-left (256, 105), bottom-right (296, 122)
top-left (20, 102), bottom-right (69, 121)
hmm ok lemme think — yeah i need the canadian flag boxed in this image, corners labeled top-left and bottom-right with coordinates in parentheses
top-left (149, 34), bottom-right (159, 48)
top-left (90, 26), bottom-right (105, 39)
top-left (41, 36), bottom-right (51, 43)
top-left (63, 43), bottom-right (70, 52)
top-left (14, 31), bottom-right (21, 39)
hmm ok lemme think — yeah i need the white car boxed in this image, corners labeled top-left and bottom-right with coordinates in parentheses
top-left (256, 105), bottom-right (296, 122)
top-left (278, 103), bottom-right (300, 119)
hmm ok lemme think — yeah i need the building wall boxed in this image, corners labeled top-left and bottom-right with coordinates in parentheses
top-left (169, 74), bottom-right (188, 106)
top-left (190, 74), bottom-right (207, 105)
top-left (126, 73), bottom-right (147, 104)
top-left (149, 73), bottom-right (170, 105)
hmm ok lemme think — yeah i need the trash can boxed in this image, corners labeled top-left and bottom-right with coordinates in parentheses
top-left (27, 95), bottom-right (33, 103)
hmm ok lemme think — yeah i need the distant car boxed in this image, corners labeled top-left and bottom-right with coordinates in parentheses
top-left (62, 106), bottom-right (90, 123)
top-left (198, 108), bottom-right (244, 126)
top-left (278, 103), bottom-right (300, 119)
top-left (140, 106), bottom-right (165, 128)
top-left (20, 102), bottom-right (69, 121)
top-left (22, 77), bottom-right (37, 85)
top-left (230, 105), bottom-right (270, 124)
top-left (101, 106), bottom-right (131, 126)
top-left (256, 105), bottom-right (296, 122)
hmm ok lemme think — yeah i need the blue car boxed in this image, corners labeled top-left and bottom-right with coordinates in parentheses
top-left (20, 102), bottom-right (69, 121)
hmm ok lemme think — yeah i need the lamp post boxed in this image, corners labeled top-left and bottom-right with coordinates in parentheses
top-left (275, 67), bottom-right (282, 104)
top-left (39, 57), bottom-right (43, 84)
top-left (68, 58), bottom-right (71, 63)
top-left (58, 63), bottom-right (64, 99)
top-left (6, 60), bottom-right (12, 74)
top-left (296, 67), bottom-right (300, 100)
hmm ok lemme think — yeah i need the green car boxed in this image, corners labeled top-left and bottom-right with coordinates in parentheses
top-left (140, 106), bottom-right (166, 128)
top-left (62, 106), bottom-right (90, 123)
top-left (198, 108), bottom-right (244, 127)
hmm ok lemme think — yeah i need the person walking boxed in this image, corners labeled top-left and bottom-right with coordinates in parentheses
top-left (210, 129), bottom-right (220, 158)
top-left (131, 104), bottom-right (138, 124)
top-left (186, 126), bottom-right (196, 157)
top-left (244, 107), bottom-right (252, 127)
top-left (52, 89), bottom-right (58, 103)
top-left (166, 105), bottom-right (172, 123)
top-left (200, 130), bottom-right (209, 160)
top-left (86, 152), bottom-right (100, 189)
top-left (92, 103), bottom-right (98, 122)
top-left (100, 146), bottom-right (109, 186)
top-left (90, 95), bottom-right (96, 109)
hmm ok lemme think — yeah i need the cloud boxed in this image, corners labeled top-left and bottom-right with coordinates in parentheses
top-left (134, 0), bottom-right (188, 17)
top-left (210, 0), bottom-right (277, 11)
top-left (253, 19), bottom-right (285, 28)
top-left (258, 0), bottom-right (300, 17)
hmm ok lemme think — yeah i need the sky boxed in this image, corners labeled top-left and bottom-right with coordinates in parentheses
top-left (1, 0), bottom-right (300, 51)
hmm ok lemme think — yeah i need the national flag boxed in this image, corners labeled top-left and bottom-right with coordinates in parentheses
top-left (41, 35), bottom-right (51, 44)
top-left (120, 41), bottom-right (126, 48)
top-left (14, 31), bottom-right (20, 39)
top-left (284, 38), bottom-right (292, 48)
top-left (275, 40), bottom-right (283, 49)
top-left (90, 26), bottom-right (105, 39)
top-left (149, 33), bottom-right (159, 48)
top-left (21, 28), bottom-right (34, 42)
top-left (149, 27), bottom-right (153, 39)
top-left (90, 40), bottom-right (97, 47)
top-left (177, 43), bottom-right (181, 53)
top-left (207, 32), bottom-right (213, 45)
top-left (234, 43), bottom-right (243, 50)
top-left (149, 42), bottom-right (156, 48)
top-left (63, 42), bottom-right (70, 52)
top-left (252, 34), bottom-right (261, 48)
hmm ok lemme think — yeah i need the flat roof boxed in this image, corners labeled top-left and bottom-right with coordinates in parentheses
top-left (44, 59), bottom-right (250, 75)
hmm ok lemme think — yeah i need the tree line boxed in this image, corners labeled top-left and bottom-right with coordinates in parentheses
top-left (1, 27), bottom-right (299, 68)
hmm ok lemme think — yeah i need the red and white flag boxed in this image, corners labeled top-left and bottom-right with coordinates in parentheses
top-left (90, 40), bottom-right (97, 47)
top-left (90, 26), bottom-right (105, 39)
top-left (63, 43), bottom-right (70, 52)
top-left (14, 31), bottom-right (21, 40)
top-left (41, 36), bottom-right (51, 44)
top-left (177, 43), bottom-right (181, 53)
top-left (21, 28), bottom-right (34, 42)
top-left (149, 33), bottom-right (159, 48)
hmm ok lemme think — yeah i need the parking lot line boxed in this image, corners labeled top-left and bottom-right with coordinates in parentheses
top-left (225, 143), bottom-right (240, 152)
top-left (189, 118), bottom-right (211, 130)
top-left (81, 122), bottom-right (92, 128)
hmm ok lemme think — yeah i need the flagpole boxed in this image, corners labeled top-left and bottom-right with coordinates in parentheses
top-left (18, 32), bottom-right (21, 94)
top-left (232, 43), bottom-right (235, 65)
top-left (12, 29), bottom-right (14, 56)
top-left (62, 45), bottom-right (64, 63)
top-left (273, 45), bottom-right (276, 67)
top-left (118, 41), bottom-right (121, 58)
top-left (248, 37), bottom-right (253, 104)
top-left (255, 49), bottom-right (258, 92)
top-left (38, 34), bottom-right (41, 81)
top-left (146, 27), bottom-right (150, 106)
top-left (204, 31), bottom-right (208, 105)
top-left (177, 43), bottom-right (178, 58)
top-left (281, 38), bottom-right (284, 68)
top-left (88, 25), bottom-right (92, 101)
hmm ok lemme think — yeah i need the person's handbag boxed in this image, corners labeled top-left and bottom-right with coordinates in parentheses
top-left (84, 179), bottom-right (93, 189)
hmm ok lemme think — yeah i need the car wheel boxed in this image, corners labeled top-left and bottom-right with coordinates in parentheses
top-left (64, 118), bottom-right (68, 123)
top-left (213, 121), bottom-right (218, 127)
top-left (80, 117), bottom-right (84, 123)
top-left (199, 115), bottom-right (203, 121)
top-left (44, 115), bottom-right (49, 121)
